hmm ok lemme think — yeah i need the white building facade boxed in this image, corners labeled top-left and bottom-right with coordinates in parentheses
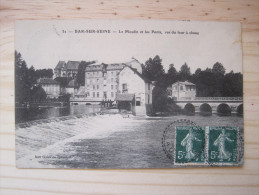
top-left (168, 81), bottom-right (196, 100)
top-left (117, 65), bottom-right (153, 116)
top-left (85, 63), bottom-right (123, 101)
top-left (38, 78), bottom-right (60, 99)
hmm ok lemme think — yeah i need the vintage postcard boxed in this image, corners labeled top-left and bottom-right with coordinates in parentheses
top-left (15, 20), bottom-right (243, 168)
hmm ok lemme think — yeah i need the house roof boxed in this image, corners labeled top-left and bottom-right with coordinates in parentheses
top-left (124, 58), bottom-right (145, 70)
top-left (66, 61), bottom-right (81, 70)
top-left (38, 78), bottom-right (59, 85)
top-left (121, 64), bottom-right (152, 83)
top-left (106, 63), bottom-right (124, 70)
top-left (173, 81), bottom-right (196, 86)
top-left (76, 86), bottom-right (86, 96)
top-left (54, 61), bottom-right (66, 70)
top-left (85, 63), bottom-right (124, 72)
top-left (115, 93), bottom-right (135, 101)
top-left (67, 79), bottom-right (78, 88)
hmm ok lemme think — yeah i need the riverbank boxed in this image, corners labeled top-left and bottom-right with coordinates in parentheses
top-left (15, 104), bottom-right (102, 124)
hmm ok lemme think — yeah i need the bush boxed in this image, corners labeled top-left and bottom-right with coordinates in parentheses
top-left (152, 86), bottom-right (168, 112)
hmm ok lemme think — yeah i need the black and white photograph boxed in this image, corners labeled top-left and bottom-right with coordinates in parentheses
top-left (15, 20), bottom-right (243, 168)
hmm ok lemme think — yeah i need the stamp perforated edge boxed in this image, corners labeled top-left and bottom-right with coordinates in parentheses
top-left (173, 125), bottom-right (206, 166)
top-left (207, 126), bottom-right (240, 166)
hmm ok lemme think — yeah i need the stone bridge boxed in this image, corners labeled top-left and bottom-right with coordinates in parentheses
top-left (175, 97), bottom-right (243, 115)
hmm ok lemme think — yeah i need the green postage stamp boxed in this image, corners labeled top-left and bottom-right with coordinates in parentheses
top-left (208, 127), bottom-right (238, 164)
top-left (173, 125), bottom-right (241, 166)
top-left (174, 126), bottom-right (206, 164)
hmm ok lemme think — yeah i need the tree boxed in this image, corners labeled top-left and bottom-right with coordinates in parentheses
top-left (152, 85), bottom-right (168, 112)
top-left (143, 55), bottom-right (165, 82)
top-left (35, 69), bottom-right (53, 78)
top-left (15, 51), bottom-right (53, 104)
top-left (222, 71), bottom-right (243, 97)
top-left (205, 67), bottom-right (212, 73)
top-left (195, 68), bottom-right (201, 75)
top-left (195, 71), bottom-right (222, 97)
top-left (212, 62), bottom-right (226, 75)
top-left (76, 61), bottom-right (88, 86)
top-left (15, 51), bottom-right (31, 103)
top-left (76, 61), bottom-right (95, 86)
top-left (30, 85), bottom-right (47, 102)
top-left (178, 63), bottom-right (191, 81)
top-left (189, 68), bottom-right (201, 84)
top-left (28, 66), bottom-right (38, 86)
top-left (166, 64), bottom-right (178, 86)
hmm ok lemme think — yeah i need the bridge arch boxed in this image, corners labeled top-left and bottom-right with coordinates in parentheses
top-left (184, 103), bottom-right (195, 115)
top-left (200, 103), bottom-right (212, 116)
top-left (217, 103), bottom-right (231, 116)
top-left (237, 104), bottom-right (243, 116)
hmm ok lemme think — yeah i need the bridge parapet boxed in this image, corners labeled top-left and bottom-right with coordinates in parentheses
top-left (194, 97), bottom-right (242, 101)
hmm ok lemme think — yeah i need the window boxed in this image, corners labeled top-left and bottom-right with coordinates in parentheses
top-left (111, 92), bottom-right (114, 97)
top-left (122, 83), bottom-right (127, 92)
top-left (122, 83), bottom-right (127, 90)
top-left (136, 97), bottom-right (141, 106)
top-left (180, 86), bottom-right (183, 91)
top-left (103, 92), bottom-right (107, 99)
top-left (97, 79), bottom-right (99, 83)
top-left (111, 71), bottom-right (113, 76)
top-left (97, 92), bottom-right (99, 98)
top-left (111, 85), bottom-right (113, 90)
top-left (93, 85), bottom-right (95, 90)
top-left (93, 92), bottom-right (95, 98)
top-left (97, 85), bottom-right (99, 89)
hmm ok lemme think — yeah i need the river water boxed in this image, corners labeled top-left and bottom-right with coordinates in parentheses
top-left (15, 105), bottom-right (243, 168)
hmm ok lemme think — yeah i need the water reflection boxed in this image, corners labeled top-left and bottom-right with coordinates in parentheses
top-left (16, 105), bottom-right (101, 124)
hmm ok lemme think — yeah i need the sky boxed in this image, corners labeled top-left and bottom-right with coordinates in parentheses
top-left (15, 20), bottom-right (242, 73)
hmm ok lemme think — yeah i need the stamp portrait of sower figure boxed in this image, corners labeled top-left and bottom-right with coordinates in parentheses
top-left (181, 128), bottom-right (202, 160)
top-left (213, 129), bottom-right (234, 161)
top-left (209, 127), bottom-right (238, 164)
top-left (174, 126), bottom-right (205, 164)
